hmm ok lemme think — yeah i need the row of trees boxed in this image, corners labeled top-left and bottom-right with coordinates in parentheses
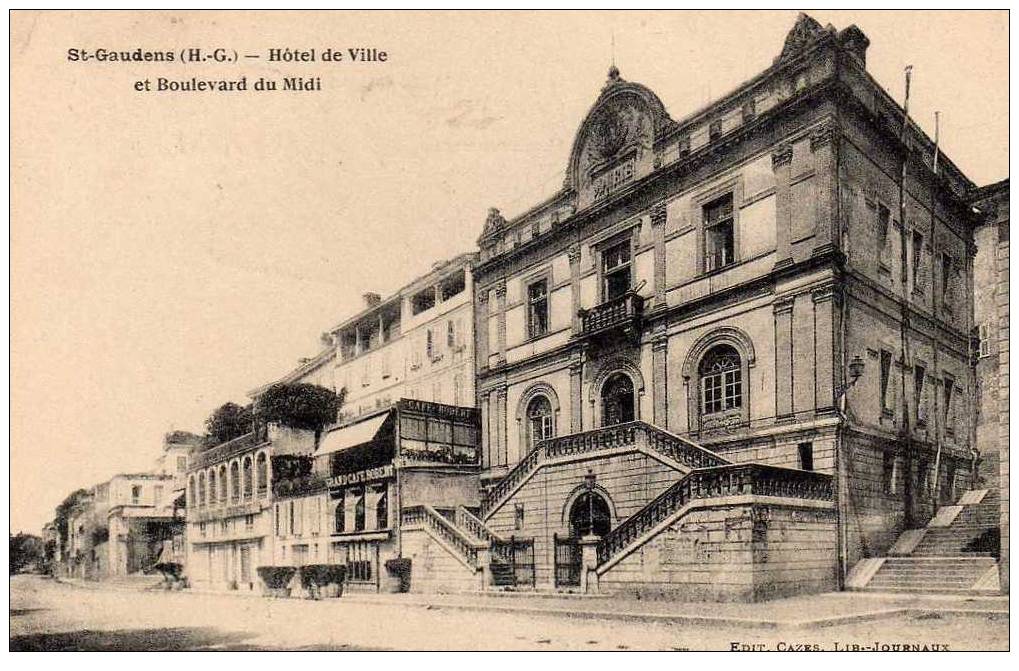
top-left (203, 383), bottom-right (345, 446)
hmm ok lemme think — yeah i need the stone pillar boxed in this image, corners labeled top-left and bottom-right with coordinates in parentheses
top-left (568, 245), bottom-right (582, 334)
top-left (477, 289), bottom-right (490, 367)
top-left (652, 332), bottom-right (669, 428)
top-left (813, 285), bottom-right (837, 412)
top-left (477, 547), bottom-right (491, 591)
top-left (495, 387), bottom-right (508, 467)
top-left (495, 281), bottom-right (507, 366)
top-left (772, 144), bottom-right (794, 270)
top-left (650, 204), bottom-right (668, 308)
top-left (479, 391), bottom-right (491, 468)
top-left (570, 359), bottom-right (583, 432)
top-left (774, 296), bottom-right (794, 419)
top-left (579, 535), bottom-right (600, 594)
top-left (810, 120), bottom-right (839, 256)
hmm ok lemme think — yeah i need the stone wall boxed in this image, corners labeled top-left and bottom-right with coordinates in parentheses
top-left (402, 527), bottom-right (481, 594)
top-left (598, 498), bottom-right (836, 602)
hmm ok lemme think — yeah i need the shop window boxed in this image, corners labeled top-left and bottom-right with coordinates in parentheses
top-left (601, 240), bottom-right (632, 301)
top-left (527, 395), bottom-right (554, 448)
top-left (527, 279), bottom-right (549, 337)
top-left (354, 489), bottom-right (366, 532)
top-left (375, 488), bottom-right (388, 530)
top-left (704, 195), bottom-right (735, 271)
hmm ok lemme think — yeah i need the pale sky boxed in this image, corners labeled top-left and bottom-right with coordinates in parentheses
top-left (10, 10), bottom-right (1008, 533)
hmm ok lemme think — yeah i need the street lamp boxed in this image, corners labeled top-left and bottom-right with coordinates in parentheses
top-left (584, 469), bottom-right (596, 537)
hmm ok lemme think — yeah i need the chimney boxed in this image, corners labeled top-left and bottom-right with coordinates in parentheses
top-left (363, 292), bottom-right (382, 308)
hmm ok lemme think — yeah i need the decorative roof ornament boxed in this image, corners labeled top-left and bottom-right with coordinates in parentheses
top-left (483, 207), bottom-right (507, 237)
top-left (604, 64), bottom-right (623, 88)
top-left (775, 13), bottom-right (835, 63)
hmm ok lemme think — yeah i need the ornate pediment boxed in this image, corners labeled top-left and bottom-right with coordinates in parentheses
top-left (776, 13), bottom-right (835, 63)
top-left (566, 68), bottom-right (674, 210)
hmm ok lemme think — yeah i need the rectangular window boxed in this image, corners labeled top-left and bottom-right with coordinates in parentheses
top-left (917, 459), bottom-right (930, 498)
top-left (245, 514), bottom-right (254, 531)
top-left (131, 485), bottom-right (142, 504)
top-left (709, 118), bottom-right (722, 142)
top-left (882, 452), bottom-right (897, 495)
top-left (531, 221), bottom-right (541, 239)
top-left (877, 204), bottom-right (891, 268)
top-left (447, 320), bottom-right (456, 348)
top-left (741, 99), bottom-right (756, 123)
top-left (294, 499), bottom-right (304, 536)
top-left (798, 443), bottom-right (814, 471)
top-left (275, 504), bottom-right (281, 536)
top-left (941, 253), bottom-right (954, 308)
top-left (381, 352), bottom-right (391, 379)
top-left (911, 231), bottom-right (923, 291)
top-left (288, 501), bottom-right (295, 536)
top-left (426, 329), bottom-right (434, 360)
top-left (678, 135), bottom-right (691, 157)
top-left (528, 279), bottom-right (549, 337)
top-left (514, 503), bottom-right (525, 531)
top-left (979, 323), bottom-right (991, 357)
top-left (176, 456), bottom-right (187, 473)
top-left (944, 378), bottom-right (955, 432)
top-left (914, 364), bottom-right (926, 425)
top-left (154, 486), bottom-right (163, 507)
top-left (704, 195), bottom-right (735, 272)
top-left (879, 350), bottom-right (893, 413)
top-left (601, 240), bottom-right (632, 300)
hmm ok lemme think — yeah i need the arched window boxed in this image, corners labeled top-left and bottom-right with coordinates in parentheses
top-left (188, 476), bottom-right (196, 508)
top-left (601, 372), bottom-right (635, 426)
top-left (197, 472), bottom-right (206, 508)
top-left (230, 461), bottom-right (240, 503)
top-left (568, 491), bottom-right (612, 538)
top-left (242, 457), bottom-right (253, 499)
top-left (219, 465), bottom-right (227, 503)
top-left (256, 452), bottom-right (268, 496)
top-left (208, 470), bottom-right (217, 505)
top-left (333, 495), bottom-right (345, 533)
top-left (375, 487), bottom-right (388, 530)
top-left (699, 344), bottom-right (742, 416)
top-left (527, 395), bottom-right (554, 448)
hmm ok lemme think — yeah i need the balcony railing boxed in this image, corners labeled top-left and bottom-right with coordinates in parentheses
top-left (578, 292), bottom-right (644, 339)
top-left (190, 427), bottom-right (268, 471)
top-left (596, 463), bottom-right (833, 565)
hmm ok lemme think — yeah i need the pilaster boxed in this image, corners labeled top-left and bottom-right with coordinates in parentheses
top-left (569, 358), bottom-right (583, 432)
top-left (774, 296), bottom-right (795, 418)
top-left (650, 204), bottom-right (668, 308)
top-left (568, 245), bottom-right (583, 334)
top-left (772, 144), bottom-right (794, 270)
top-left (810, 120), bottom-right (839, 257)
top-left (652, 331), bottom-right (669, 428)
top-left (494, 281), bottom-right (507, 366)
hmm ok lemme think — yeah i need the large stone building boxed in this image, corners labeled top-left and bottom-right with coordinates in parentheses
top-left (452, 13), bottom-right (982, 600)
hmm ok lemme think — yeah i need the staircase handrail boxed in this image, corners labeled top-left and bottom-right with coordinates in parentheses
top-left (637, 423), bottom-right (730, 469)
top-left (596, 463), bottom-right (833, 566)
top-left (401, 504), bottom-right (486, 569)
top-left (454, 506), bottom-right (503, 544)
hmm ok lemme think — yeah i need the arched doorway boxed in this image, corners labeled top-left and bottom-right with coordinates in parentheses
top-left (600, 372), bottom-right (635, 426)
top-left (568, 491), bottom-right (611, 538)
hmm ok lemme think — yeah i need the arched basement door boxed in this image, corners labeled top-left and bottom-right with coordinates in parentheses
top-left (569, 491), bottom-right (611, 538)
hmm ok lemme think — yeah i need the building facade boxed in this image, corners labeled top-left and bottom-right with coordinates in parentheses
top-left (465, 14), bottom-right (979, 599)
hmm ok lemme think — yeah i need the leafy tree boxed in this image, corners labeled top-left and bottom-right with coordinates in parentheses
top-left (10, 533), bottom-right (44, 574)
top-left (256, 383), bottom-right (341, 432)
top-left (204, 402), bottom-right (254, 445)
top-left (54, 488), bottom-right (90, 551)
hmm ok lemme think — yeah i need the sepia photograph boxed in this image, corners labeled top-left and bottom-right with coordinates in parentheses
top-left (8, 8), bottom-right (1010, 652)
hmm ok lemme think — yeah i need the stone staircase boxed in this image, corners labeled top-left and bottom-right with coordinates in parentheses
top-left (850, 488), bottom-right (1001, 594)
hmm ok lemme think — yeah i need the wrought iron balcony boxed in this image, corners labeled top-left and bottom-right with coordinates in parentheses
top-left (578, 292), bottom-right (644, 341)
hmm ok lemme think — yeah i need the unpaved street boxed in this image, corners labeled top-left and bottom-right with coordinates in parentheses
top-left (9, 575), bottom-right (1008, 651)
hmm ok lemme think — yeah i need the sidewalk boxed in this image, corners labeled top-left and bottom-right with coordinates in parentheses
top-left (56, 576), bottom-right (1007, 629)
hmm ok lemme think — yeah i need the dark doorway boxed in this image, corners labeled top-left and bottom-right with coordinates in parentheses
top-left (569, 491), bottom-right (611, 538)
top-left (601, 373), bottom-right (635, 426)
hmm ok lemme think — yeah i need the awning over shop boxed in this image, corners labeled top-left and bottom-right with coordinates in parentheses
top-left (314, 412), bottom-right (392, 458)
